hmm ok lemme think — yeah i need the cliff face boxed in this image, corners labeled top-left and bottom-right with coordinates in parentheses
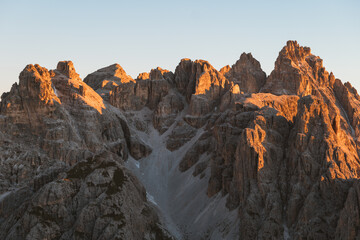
top-left (0, 41), bottom-right (359, 240)
top-left (0, 62), bottom-right (170, 240)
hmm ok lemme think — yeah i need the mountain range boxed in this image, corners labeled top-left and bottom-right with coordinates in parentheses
top-left (0, 40), bottom-right (359, 240)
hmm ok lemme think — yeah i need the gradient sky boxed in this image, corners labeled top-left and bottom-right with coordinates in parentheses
top-left (0, 0), bottom-right (359, 95)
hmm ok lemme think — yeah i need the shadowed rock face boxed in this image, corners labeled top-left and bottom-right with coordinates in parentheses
top-left (0, 62), bottom-right (168, 240)
top-left (221, 53), bottom-right (267, 93)
top-left (1, 41), bottom-right (360, 240)
top-left (0, 152), bottom-right (171, 240)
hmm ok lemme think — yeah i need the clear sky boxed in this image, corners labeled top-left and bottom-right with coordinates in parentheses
top-left (0, 0), bottom-right (359, 95)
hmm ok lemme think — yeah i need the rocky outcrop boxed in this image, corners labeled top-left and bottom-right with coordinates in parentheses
top-left (221, 53), bottom-right (266, 93)
top-left (107, 66), bottom-right (184, 133)
top-left (166, 121), bottom-right (197, 151)
top-left (56, 61), bottom-right (80, 79)
top-left (149, 67), bottom-right (174, 83)
top-left (175, 59), bottom-right (229, 98)
top-left (0, 152), bottom-right (172, 240)
top-left (262, 41), bottom-right (334, 96)
top-left (83, 63), bottom-right (134, 100)
top-left (109, 67), bottom-right (172, 111)
top-left (0, 64), bottom-right (60, 127)
top-left (334, 79), bottom-right (360, 139)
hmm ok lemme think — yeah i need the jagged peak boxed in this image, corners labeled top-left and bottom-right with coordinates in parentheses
top-left (220, 65), bottom-right (231, 75)
top-left (83, 63), bottom-right (135, 91)
top-left (239, 52), bottom-right (255, 62)
top-left (134, 67), bottom-right (173, 82)
top-left (220, 53), bottom-right (266, 93)
top-left (176, 58), bottom-right (215, 72)
top-left (136, 72), bottom-right (150, 80)
top-left (97, 63), bottom-right (125, 74)
top-left (149, 67), bottom-right (173, 81)
top-left (232, 52), bottom-right (264, 73)
top-left (241, 52), bottom-right (260, 66)
top-left (180, 58), bottom-right (192, 62)
top-left (98, 63), bottom-right (134, 83)
top-left (262, 40), bottom-right (335, 96)
top-left (56, 61), bottom-right (80, 79)
top-left (20, 64), bottom-right (51, 82)
top-left (278, 40), bottom-right (312, 64)
top-left (2, 63), bottom-right (60, 109)
top-left (193, 59), bottom-right (213, 70)
top-left (344, 81), bottom-right (360, 97)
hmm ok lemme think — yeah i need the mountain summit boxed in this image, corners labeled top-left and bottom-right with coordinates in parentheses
top-left (0, 41), bottom-right (359, 240)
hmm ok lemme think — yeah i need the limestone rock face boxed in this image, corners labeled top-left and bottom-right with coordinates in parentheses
top-left (0, 152), bottom-right (172, 240)
top-left (167, 41), bottom-right (359, 239)
top-left (1, 41), bottom-right (360, 240)
top-left (108, 66), bottom-right (184, 132)
top-left (109, 67), bottom-right (173, 111)
top-left (334, 79), bottom-right (360, 138)
top-left (0, 64), bottom-right (60, 128)
top-left (222, 53), bottom-right (267, 93)
top-left (262, 40), bottom-right (334, 96)
top-left (56, 61), bottom-right (80, 79)
top-left (83, 63), bottom-right (134, 100)
top-left (0, 61), bottom-right (169, 240)
top-left (149, 67), bottom-right (174, 83)
top-left (174, 58), bottom-right (233, 121)
top-left (175, 59), bottom-right (231, 104)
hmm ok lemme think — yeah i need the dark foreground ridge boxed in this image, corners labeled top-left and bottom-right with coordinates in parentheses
top-left (0, 41), bottom-right (359, 240)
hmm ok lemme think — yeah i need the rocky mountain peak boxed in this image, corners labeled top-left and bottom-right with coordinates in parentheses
top-left (83, 63), bottom-right (134, 101)
top-left (18, 64), bottom-right (60, 105)
top-left (21, 64), bottom-right (51, 80)
top-left (262, 41), bottom-right (333, 95)
top-left (222, 52), bottom-right (266, 93)
top-left (56, 60), bottom-right (80, 79)
top-left (102, 63), bottom-right (134, 83)
top-left (280, 40), bottom-right (312, 64)
top-left (0, 63), bottom-right (60, 129)
top-left (87, 63), bottom-right (134, 83)
top-left (237, 52), bottom-right (262, 69)
top-left (219, 65), bottom-right (231, 75)
top-left (174, 58), bottom-right (227, 102)
top-left (136, 72), bottom-right (150, 80)
top-left (149, 67), bottom-right (173, 82)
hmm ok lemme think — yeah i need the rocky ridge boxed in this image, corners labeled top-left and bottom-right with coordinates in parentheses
top-left (0, 62), bottom-right (169, 239)
top-left (0, 41), bottom-right (359, 239)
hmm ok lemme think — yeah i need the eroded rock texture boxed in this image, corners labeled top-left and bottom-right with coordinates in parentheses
top-left (1, 41), bottom-right (359, 240)
top-left (173, 41), bottom-right (360, 239)
top-left (0, 62), bottom-right (170, 240)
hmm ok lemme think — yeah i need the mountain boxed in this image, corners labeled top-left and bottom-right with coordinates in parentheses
top-left (0, 41), bottom-right (359, 240)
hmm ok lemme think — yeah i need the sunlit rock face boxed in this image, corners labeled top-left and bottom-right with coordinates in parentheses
top-left (262, 40), bottom-right (335, 96)
top-left (83, 63), bottom-right (135, 101)
top-left (1, 41), bottom-right (360, 240)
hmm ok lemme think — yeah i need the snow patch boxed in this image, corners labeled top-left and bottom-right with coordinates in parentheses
top-left (283, 224), bottom-right (290, 240)
top-left (147, 192), bottom-right (158, 206)
top-left (0, 191), bottom-right (11, 202)
top-left (53, 86), bottom-right (58, 97)
top-left (134, 161), bottom-right (140, 168)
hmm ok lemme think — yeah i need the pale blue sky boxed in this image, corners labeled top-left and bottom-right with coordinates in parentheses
top-left (0, 0), bottom-right (359, 94)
